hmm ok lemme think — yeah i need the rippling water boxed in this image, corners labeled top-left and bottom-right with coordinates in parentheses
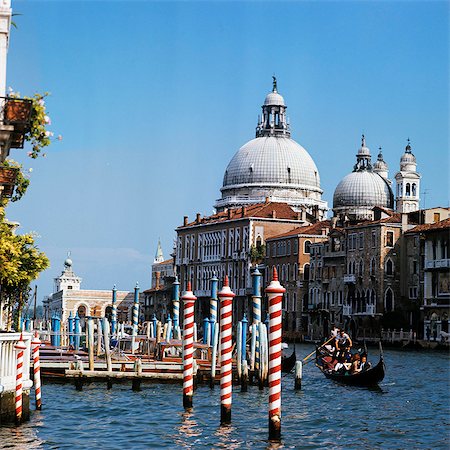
top-left (1, 345), bottom-right (449, 449)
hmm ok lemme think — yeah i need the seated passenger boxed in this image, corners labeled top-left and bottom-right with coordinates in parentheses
top-left (360, 353), bottom-right (372, 371)
top-left (350, 353), bottom-right (361, 374)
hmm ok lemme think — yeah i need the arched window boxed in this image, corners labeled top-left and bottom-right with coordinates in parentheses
top-left (303, 264), bottom-right (310, 281)
top-left (287, 241), bottom-right (291, 255)
top-left (385, 258), bottom-right (394, 276)
top-left (385, 288), bottom-right (394, 312)
top-left (371, 289), bottom-right (376, 304)
top-left (412, 183), bottom-right (417, 197)
top-left (304, 240), bottom-right (311, 254)
top-left (370, 257), bottom-right (376, 276)
top-left (286, 264), bottom-right (290, 281)
top-left (293, 263), bottom-right (298, 281)
top-left (359, 259), bottom-right (364, 275)
top-left (406, 183), bottom-right (411, 196)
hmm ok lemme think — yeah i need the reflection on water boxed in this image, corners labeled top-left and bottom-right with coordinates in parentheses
top-left (0, 345), bottom-right (448, 449)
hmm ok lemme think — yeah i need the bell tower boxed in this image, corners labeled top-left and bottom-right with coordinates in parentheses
top-left (395, 139), bottom-right (421, 213)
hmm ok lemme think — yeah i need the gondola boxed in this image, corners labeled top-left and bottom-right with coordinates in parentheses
top-left (316, 343), bottom-right (385, 387)
top-left (281, 348), bottom-right (297, 373)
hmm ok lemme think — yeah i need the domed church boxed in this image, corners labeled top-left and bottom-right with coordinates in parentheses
top-left (333, 136), bottom-right (420, 221)
top-left (333, 136), bottom-right (394, 221)
top-left (215, 77), bottom-right (328, 221)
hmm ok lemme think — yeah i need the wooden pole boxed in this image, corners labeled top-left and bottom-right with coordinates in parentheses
top-left (32, 332), bottom-right (42, 409)
top-left (103, 318), bottom-right (112, 373)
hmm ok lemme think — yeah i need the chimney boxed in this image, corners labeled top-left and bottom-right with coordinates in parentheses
top-left (155, 271), bottom-right (161, 290)
top-left (322, 227), bottom-right (330, 236)
top-left (241, 206), bottom-right (246, 217)
top-left (271, 210), bottom-right (277, 219)
top-left (401, 213), bottom-right (408, 232)
top-left (331, 217), bottom-right (338, 228)
top-left (227, 209), bottom-right (232, 219)
top-left (183, 216), bottom-right (188, 226)
top-left (297, 212), bottom-right (302, 221)
top-left (265, 196), bottom-right (270, 204)
top-left (196, 213), bottom-right (201, 224)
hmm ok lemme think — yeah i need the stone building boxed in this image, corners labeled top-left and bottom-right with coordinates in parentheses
top-left (176, 201), bottom-right (313, 322)
top-left (404, 217), bottom-right (450, 339)
top-left (175, 79), bottom-right (329, 322)
top-left (264, 221), bottom-right (331, 333)
top-left (43, 256), bottom-right (143, 326)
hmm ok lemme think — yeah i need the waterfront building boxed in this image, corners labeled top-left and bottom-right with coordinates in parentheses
top-left (43, 255), bottom-right (143, 326)
top-left (264, 221), bottom-right (331, 333)
top-left (143, 241), bottom-right (176, 321)
top-left (176, 80), bottom-right (327, 322)
top-left (404, 217), bottom-right (450, 339)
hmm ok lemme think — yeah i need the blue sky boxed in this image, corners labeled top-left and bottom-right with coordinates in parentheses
top-left (5, 1), bottom-right (448, 302)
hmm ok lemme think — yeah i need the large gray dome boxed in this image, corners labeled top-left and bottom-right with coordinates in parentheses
top-left (215, 80), bottom-right (328, 219)
top-left (222, 136), bottom-right (321, 190)
top-left (334, 171), bottom-right (393, 210)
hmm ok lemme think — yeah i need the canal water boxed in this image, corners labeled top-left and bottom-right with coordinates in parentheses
top-left (0, 344), bottom-right (448, 449)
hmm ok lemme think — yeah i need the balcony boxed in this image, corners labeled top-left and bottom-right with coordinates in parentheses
top-left (0, 165), bottom-right (19, 198)
top-left (1, 97), bottom-right (33, 149)
top-left (425, 259), bottom-right (450, 270)
top-left (343, 274), bottom-right (356, 284)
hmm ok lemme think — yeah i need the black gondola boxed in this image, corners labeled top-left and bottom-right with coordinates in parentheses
top-left (281, 348), bottom-right (296, 373)
top-left (316, 343), bottom-right (385, 387)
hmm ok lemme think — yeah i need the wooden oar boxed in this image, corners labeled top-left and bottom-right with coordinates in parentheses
top-left (302, 336), bottom-right (335, 363)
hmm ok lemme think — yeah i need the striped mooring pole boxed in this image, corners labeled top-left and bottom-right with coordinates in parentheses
top-left (172, 276), bottom-right (180, 329)
top-left (210, 274), bottom-right (218, 323)
top-left (182, 282), bottom-right (197, 408)
top-left (265, 267), bottom-right (285, 441)
top-left (218, 275), bottom-right (235, 425)
top-left (32, 331), bottom-right (42, 410)
top-left (111, 284), bottom-right (117, 336)
top-left (131, 282), bottom-right (140, 354)
top-left (14, 335), bottom-right (27, 424)
top-left (252, 268), bottom-right (262, 374)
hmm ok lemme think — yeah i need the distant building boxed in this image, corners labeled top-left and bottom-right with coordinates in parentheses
top-left (143, 241), bottom-right (175, 321)
top-left (43, 255), bottom-right (143, 326)
top-left (404, 217), bottom-right (450, 339)
top-left (264, 221), bottom-right (331, 333)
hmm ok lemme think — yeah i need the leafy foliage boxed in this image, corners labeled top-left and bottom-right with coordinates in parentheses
top-left (250, 243), bottom-right (266, 264)
top-left (0, 159), bottom-right (30, 202)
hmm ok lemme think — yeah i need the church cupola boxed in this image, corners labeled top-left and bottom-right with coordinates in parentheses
top-left (353, 135), bottom-right (372, 171)
top-left (395, 139), bottom-right (421, 213)
top-left (373, 146), bottom-right (389, 180)
top-left (54, 252), bottom-right (82, 293)
top-left (255, 76), bottom-right (290, 138)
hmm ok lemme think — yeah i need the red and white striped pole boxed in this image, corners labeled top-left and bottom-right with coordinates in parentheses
top-left (218, 275), bottom-right (235, 425)
top-left (32, 331), bottom-right (42, 410)
top-left (182, 282), bottom-right (197, 408)
top-left (265, 267), bottom-right (285, 441)
top-left (14, 334), bottom-right (27, 424)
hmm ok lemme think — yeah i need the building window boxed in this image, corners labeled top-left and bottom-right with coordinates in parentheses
top-left (359, 232), bottom-right (364, 249)
top-left (385, 288), bottom-right (394, 312)
top-left (413, 260), bottom-right (418, 275)
top-left (385, 258), bottom-right (394, 276)
top-left (412, 183), bottom-right (417, 197)
top-left (370, 257), bottom-right (376, 276)
top-left (434, 212), bottom-right (441, 223)
top-left (304, 240), bottom-right (311, 254)
top-left (293, 240), bottom-right (298, 255)
top-left (371, 231), bottom-right (376, 248)
top-left (409, 287), bottom-right (418, 299)
top-left (386, 231), bottom-right (394, 248)
top-left (406, 183), bottom-right (411, 196)
top-left (303, 264), bottom-right (309, 281)
top-left (287, 241), bottom-right (291, 256)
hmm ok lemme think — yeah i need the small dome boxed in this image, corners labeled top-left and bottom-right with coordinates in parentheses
top-left (264, 91), bottom-right (285, 106)
top-left (373, 149), bottom-right (388, 171)
top-left (333, 171), bottom-right (394, 213)
top-left (400, 140), bottom-right (417, 171)
top-left (357, 134), bottom-right (370, 157)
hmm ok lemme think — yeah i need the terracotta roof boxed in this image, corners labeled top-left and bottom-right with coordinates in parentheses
top-left (268, 220), bottom-right (332, 240)
top-left (154, 258), bottom-right (173, 266)
top-left (405, 218), bottom-right (450, 234)
top-left (179, 202), bottom-right (303, 228)
top-left (349, 213), bottom-right (403, 228)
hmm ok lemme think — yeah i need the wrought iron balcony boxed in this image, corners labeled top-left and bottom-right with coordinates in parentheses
top-left (343, 274), bottom-right (356, 284)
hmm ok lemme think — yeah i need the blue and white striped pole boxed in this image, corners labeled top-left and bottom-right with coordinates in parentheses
top-left (68, 312), bottom-right (74, 347)
top-left (252, 268), bottom-right (262, 373)
top-left (111, 284), bottom-right (117, 336)
top-left (172, 277), bottom-right (180, 329)
top-left (74, 312), bottom-right (81, 350)
top-left (167, 314), bottom-right (173, 342)
top-left (203, 316), bottom-right (210, 345)
top-left (241, 313), bottom-right (248, 364)
top-left (131, 282), bottom-right (140, 354)
top-left (152, 314), bottom-right (158, 339)
top-left (54, 315), bottom-right (61, 347)
top-left (210, 275), bottom-right (218, 323)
